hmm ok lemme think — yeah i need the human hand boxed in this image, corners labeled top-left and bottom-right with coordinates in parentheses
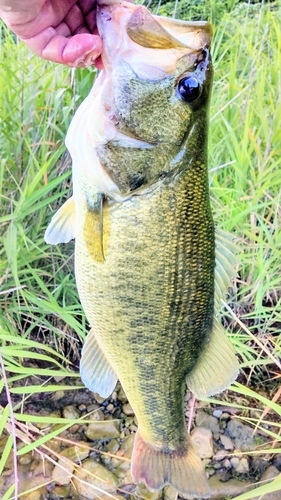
top-left (0, 0), bottom-right (103, 67)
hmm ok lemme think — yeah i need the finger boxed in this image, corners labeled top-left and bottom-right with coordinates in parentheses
top-left (22, 29), bottom-right (102, 67)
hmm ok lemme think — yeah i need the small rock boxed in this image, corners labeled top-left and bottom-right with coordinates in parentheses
top-left (208, 467), bottom-right (216, 477)
top-left (213, 410), bottom-right (223, 418)
top-left (63, 405), bottom-right (80, 420)
top-left (35, 410), bottom-right (61, 429)
top-left (209, 475), bottom-right (253, 498)
top-left (106, 403), bottom-right (114, 412)
top-left (220, 412), bottom-right (230, 420)
top-left (251, 466), bottom-right (280, 500)
top-left (87, 403), bottom-right (100, 413)
top-left (52, 485), bottom-right (71, 498)
top-left (260, 465), bottom-right (280, 481)
top-left (191, 427), bottom-right (213, 458)
top-left (117, 386), bottom-right (128, 404)
top-left (214, 450), bottom-right (227, 461)
top-left (222, 459), bottom-right (231, 469)
top-left (94, 393), bottom-right (108, 404)
top-left (235, 458), bottom-right (249, 474)
top-left (226, 419), bottom-right (254, 450)
top-left (89, 409), bottom-right (104, 421)
top-left (86, 419), bottom-right (120, 440)
top-left (111, 391), bottom-right (118, 401)
top-left (52, 442), bottom-right (90, 485)
top-left (230, 457), bottom-right (240, 469)
top-left (18, 453), bottom-right (33, 465)
top-left (73, 459), bottom-right (119, 499)
top-left (196, 411), bottom-right (220, 435)
top-left (106, 439), bottom-right (120, 454)
top-left (122, 403), bottom-right (134, 416)
top-left (220, 434), bottom-right (235, 451)
top-left (21, 487), bottom-right (46, 500)
top-left (79, 403), bottom-right (87, 412)
top-left (120, 433), bottom-right (135, 458)
top-left (136, 482), bottom-right (162, 500)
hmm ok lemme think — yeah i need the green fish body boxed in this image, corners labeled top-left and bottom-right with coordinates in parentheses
top-left (45, 2), bottom-right (239, 497)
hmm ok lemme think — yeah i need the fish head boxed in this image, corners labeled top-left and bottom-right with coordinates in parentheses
top-left (66, 1), bottom-right (213, 197)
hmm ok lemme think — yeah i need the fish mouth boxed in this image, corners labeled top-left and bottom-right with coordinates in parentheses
top-left (96, 0), bottom-right (212, 75)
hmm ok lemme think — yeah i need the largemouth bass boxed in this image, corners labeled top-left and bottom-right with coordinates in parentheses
top-left (45, 1), bottom-right (239, 497)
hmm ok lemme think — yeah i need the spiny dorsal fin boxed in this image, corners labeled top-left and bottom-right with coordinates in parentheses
top-left (127, 7), bottom-right (186, 49)
top-left (44, 196), bottom-right (76, 244)
top-left (80, 328), bottom-right (118, 398)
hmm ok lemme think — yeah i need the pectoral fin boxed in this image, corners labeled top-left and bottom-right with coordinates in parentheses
top-left (44, 197), bottom-right (76, 244)
top-left (84, 193), bottom-right (105, 263)
top-left (80, 328), bottom-right (118, 398)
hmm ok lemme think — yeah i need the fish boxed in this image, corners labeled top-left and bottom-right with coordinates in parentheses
top-left (45, 0), bottom-right (239, 497)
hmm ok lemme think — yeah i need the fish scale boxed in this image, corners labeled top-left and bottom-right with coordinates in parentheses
top-left (45, 1), bottom-right (239, 497)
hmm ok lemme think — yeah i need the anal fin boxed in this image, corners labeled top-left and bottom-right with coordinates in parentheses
top-left (80, 328), bottom-right (118, 398)
top-left (186, 319), bottom-right (239, 399)
top-left (44, 196), bottom-right (76, 244)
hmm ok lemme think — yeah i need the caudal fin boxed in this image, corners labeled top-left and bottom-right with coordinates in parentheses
top-left (131, 431), bottom-right (210, 499)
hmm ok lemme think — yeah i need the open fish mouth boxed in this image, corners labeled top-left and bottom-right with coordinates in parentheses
top-left (96, 0), bottom-right (212, 78)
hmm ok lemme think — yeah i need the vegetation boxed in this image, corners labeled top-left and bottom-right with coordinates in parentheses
top-left (0, 1), bottom-right (280, 499)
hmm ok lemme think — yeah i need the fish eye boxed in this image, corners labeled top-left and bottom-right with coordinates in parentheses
top-left (177, 76), bottom-right (201, 103)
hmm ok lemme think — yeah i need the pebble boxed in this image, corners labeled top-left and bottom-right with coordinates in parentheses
top-left (209, 475), bottom-right (253, 498)
top-left (106, 403), bottom-right (114, 412)
top-left (213, 410), bottom-right (223, 418)
top-left (220, 434), bottom-right (235, 451)
top-left (195, 411), bottom-right (220, 435)
top-left (122, 403), bottom-right (134, 416)
top-left (214, 450), bottom-right (227, 461)
top-left (94, 393), bottom-right (108, 404)
top-left (52, 443), bottom-right (90, 485)
top-left (235, 457), bottom-right (249, 474)
top-left (230, 457), bottom-right (240, 469)
top-left (226, 419), bottom-right (254, 450)
top-left (260, 465), bottom-right (280, 481)
top-left (106, 439), bottom-right (120, 454)
top-left (136, 483), bottom-right (163, 500)
top-left (87, 403), bottom-right (100, 413)
top-left (89, 409), bottom-right (104, 421)
top-left (52, 485), bottom-right (71, 498)
top-left (111, 391), bottom-right (118, 401)
top-left (62, 405), bottom-right (80, 420)
top-left (251, 466), bottom-right (280, 500)
top-left (117, 386), bottom-right (128, 404)
top-left (191, 427), bottom-right (213, 458)
top-left (86, 419), bottom-right (120, 440)
top-left (222, 459), bottom-right (231, 469)
top-left (35, 410), bottom-right (61, 429)
top-left (73, 459), bottom-right (119, 499)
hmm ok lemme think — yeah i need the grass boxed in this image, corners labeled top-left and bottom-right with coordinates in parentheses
top-left (0, 1), bottom-right (281, 499)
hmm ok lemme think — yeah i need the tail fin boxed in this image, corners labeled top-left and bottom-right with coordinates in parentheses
top-left (131, 431), bottom-right (210, 499)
